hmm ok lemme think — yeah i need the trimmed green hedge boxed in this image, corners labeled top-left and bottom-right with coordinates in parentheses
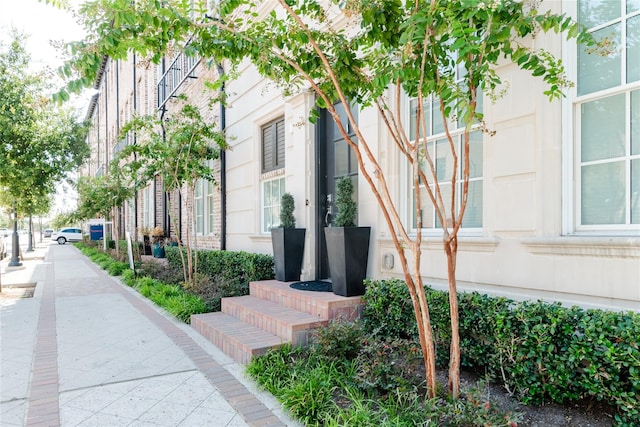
top-left (362, 278), bottom-right (640, 425)
top-left (165, 246), bottom-right (274, 286)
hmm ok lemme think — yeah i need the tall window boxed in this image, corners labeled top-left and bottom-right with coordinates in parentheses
top-left (195, 179), bottom-right (204, 235)
top-left (262, 177), bottom-right (285, 233)
top-left (262, 118), bottom-right (285, 173)
top-left (195, 165), bottom-right (215, 236)
top-left (408, 95), bottom-right (484, 231)
top-left (575, 1), bottom-right (640, 230)
top-left (143, 186), bottom-right (153, 229)
top-left (261, 117), bottom-right (286, 233)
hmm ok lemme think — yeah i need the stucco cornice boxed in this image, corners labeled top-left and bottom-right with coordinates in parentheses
top-left (522, 237), bottom-right (640, 258)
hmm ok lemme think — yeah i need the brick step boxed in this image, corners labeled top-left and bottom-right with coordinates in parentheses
top-left (191, 312), bottom-right (285, 364)
top-left (250, 280), bottom-right (363, 321)
top-left (222, 295), bottom-right (327, 345)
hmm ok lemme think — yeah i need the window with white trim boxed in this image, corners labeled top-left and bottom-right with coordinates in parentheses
top-left (142, 186), bottom-right (153, 229)
top-left (262, 177), bottom-right (285, 233)
top-left (408, 94), bottom-right (484, 231)
top-left (260, 117), bottom-right (286, 233)
top-left (194, 162), bottom-right (215, 235)
top-left (574, 0), bottom-right (640, 231)
top-left (195, 179), bottom-right (204, 235)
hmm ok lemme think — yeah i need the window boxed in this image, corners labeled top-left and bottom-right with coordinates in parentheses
top-left (262, 118), bottom-right (285, 173)
top-left (574, 0), bottom-right (640, 230)
top-left (142, 186), bottom-right (153, 229)
top-left (408, 92), bottom-right (483, 231)
top-left (195, 167), bottom-right (215, 235)
top-left (207, 177), bottom-right (215, 233)
top-left (262, 177), bottom-right (285, 233)
top-left (195, 179), bottom-right (204, 235)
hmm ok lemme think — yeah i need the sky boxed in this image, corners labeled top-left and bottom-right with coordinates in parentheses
top-left (0, 0), bottom-right (88, 217)
top-left (0, 0), bottom-right (86, 70)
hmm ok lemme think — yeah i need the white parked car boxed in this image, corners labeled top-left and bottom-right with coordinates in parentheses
top-left (52, 228), bottom-right (83, 245)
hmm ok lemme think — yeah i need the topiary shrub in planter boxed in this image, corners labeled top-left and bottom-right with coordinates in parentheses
top-left (271, 193), bottom-right (306, 282)
top-left (324, 176), bottom-right (370, 297)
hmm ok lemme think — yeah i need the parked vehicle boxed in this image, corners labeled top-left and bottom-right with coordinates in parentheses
top-left (43, 228), bottom-right (54, 238)
top-left (0, 228), bottom-right (8, 237)
top-left (52, 228), bottom-right (83, 245)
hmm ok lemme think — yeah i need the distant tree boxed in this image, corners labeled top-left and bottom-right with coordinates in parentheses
top-left (0, 31), bottom-right (89, 224)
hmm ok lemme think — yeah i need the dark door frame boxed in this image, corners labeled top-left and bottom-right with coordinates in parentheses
top-left (314, 103), bottom-right (359, 280)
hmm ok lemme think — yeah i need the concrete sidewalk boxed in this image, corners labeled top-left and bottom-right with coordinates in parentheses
top-left (1, 243), bottom-right (301, 427)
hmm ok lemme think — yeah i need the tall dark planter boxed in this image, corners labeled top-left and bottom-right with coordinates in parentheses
top-left (143, 235), bottom-right (152, 255)
top-left (271, 228), bottom-right (306, 281)
top-left (324, 226), bottom-right (371, 297)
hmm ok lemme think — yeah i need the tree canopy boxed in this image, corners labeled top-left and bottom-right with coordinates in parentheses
top-left (0, 31), bottom-right (89, 216)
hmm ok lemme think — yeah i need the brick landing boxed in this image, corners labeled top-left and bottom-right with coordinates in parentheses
top-left (191, 280), bottom-right (364, 364)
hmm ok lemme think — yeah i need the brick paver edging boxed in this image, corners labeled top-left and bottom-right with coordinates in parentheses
top-left (25, 260), bottom-right (60, 427)
top-left (80, 251), bottom-right (287, 427)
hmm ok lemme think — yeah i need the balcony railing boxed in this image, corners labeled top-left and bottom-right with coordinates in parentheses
top-left (157, 51), bottom-right (200, 109)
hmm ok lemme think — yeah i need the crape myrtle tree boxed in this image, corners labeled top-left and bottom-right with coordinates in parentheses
top-left (115, 99), bottom-right (226, 285)
top-left (58, 0), bottom-right (595, 397)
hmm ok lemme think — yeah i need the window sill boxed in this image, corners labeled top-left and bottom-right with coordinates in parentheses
top-left (522, 236), bottom-right (640, 258)
top-left (379, 235), bottom-right (500, 253)
top-left (249, 234), bottom-right (272, 243)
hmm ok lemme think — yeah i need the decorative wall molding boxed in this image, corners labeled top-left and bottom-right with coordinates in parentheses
top-left (522, 237), bottom-right (640, 258)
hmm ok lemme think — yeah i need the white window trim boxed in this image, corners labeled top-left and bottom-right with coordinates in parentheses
top-left (254, 109), bottom-right (286, 235)
top-left (260, 173), bottom-right (285, 234)
top-left (562, 1), bottom-right (640, 236)
top-left (403, 94), bottom-right (484, 237)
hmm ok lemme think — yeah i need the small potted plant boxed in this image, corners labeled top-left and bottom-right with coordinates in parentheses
top-left (271, 193), bottom-right (306, 281)
top-left (324, 177), bottom-right (370, 296)
top-left (150, 226), bottom-right (166, 258)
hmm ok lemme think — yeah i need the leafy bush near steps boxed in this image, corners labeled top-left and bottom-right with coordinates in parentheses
top-left (361, 278), bottom-right (640, 425)
top-left (165, 246), bottom-right (274, 310)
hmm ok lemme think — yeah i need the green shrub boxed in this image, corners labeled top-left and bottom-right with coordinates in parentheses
top-left (311, 320), bottom-right (366, 362)
top-left (165, 247), bottom-right (274, 310)
top-left (355, 337), bottom-right (424, 393)
top-left (166, 246), bottom-right (274, 284)
top-left (121, 269), bottom-right (136, 286)
top-left (361, 278), bottom-right (640, 425)
top-left (182, 273), bottom-right (248, 312)
top-left (106, 261), bottom-right (129, 276)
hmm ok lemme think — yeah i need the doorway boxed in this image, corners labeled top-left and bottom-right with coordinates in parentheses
top-left (315, 102), bottom-right (359, 280)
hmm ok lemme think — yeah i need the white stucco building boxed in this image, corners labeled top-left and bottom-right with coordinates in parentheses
top-left (82, 0), bottom-right (639, 311)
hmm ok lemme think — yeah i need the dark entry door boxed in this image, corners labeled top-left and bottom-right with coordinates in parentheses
top-left (316, 102), bottom-right (359, 280)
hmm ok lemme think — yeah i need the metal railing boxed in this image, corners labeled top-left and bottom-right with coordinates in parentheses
top-left (157, 51), bottom-right (200, 109)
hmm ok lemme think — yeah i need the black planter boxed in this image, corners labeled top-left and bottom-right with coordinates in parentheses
top-left (324, 226), bottom-right (371, 297)
top-left (271, 228), bottom-right (306, 281)
top-left (143, 235), bottom-right (152, 255)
